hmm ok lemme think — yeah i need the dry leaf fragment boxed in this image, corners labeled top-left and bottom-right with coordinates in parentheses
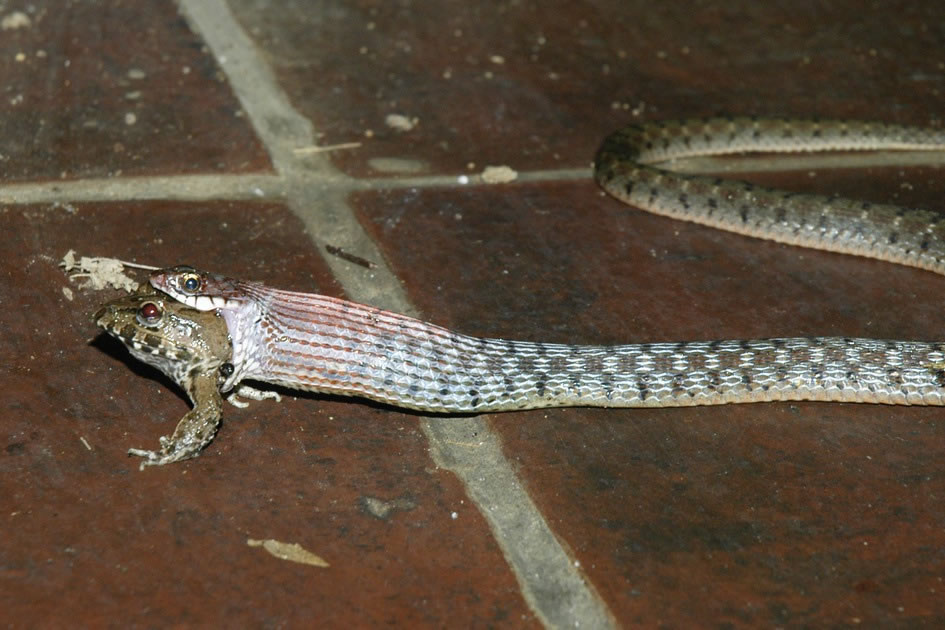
top-left (246, 538), bottom-right (329, 568)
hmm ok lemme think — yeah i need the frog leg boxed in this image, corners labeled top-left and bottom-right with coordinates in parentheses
top-left (128, 370), bottom-right (224, 470)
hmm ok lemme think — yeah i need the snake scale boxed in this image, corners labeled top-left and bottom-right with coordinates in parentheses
top-left (94, 117), bottom-right (945, 467)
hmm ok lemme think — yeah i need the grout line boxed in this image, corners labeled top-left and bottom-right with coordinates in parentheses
top-left (0, 168), bottom-right (589, 206)
top-left (176, 0), bottom-right (316, 175)
top-left (178, 0), bottom-right (615, 627)
top-left (423, 417), bottom-right (617, 629)
top-left (6, 148), bottom-right (943, 206)
top-left (347, 166), bottom-right (593, 189)
top-left (0, 174), bottom-right (285, 205)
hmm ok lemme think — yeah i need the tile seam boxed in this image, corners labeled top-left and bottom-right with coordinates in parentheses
top-left (0, 168), bottom-right (592, 206)
top-left (6, 145), bottom-right (943, 205)
top-left (178, 0), bottom-right (615, 627)
top-left (0, 174), bottom-right (285, 205)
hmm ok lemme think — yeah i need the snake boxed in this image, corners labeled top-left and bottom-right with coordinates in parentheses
top-left (94, 117), bottom-right (945, 467)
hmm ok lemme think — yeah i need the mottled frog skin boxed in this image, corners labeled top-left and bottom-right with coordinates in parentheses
top-left (93, 285), bottom-right (233, 468)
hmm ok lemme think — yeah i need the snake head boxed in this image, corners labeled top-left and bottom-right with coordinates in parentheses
top-left (149, 264), bottom-right (202, 300)
top-left (149, 265), bottom-right (243, 311)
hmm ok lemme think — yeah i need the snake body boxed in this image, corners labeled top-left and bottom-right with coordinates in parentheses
top-left (147, 258), bottom-right (945, 416)
top-left (595, 118), bottom-right (945, 273)
top-left (95, 118), bottom-right (945, 466)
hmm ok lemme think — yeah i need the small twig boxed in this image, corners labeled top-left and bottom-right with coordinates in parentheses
top-left (325, 244), bottom-right (375, 269)
top-left (113, 260), bottom-right (160, 271)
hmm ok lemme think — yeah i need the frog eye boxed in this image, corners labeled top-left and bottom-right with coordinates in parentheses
top-left (137, 302), bottom-right (163, 326)
top-left (181, 273), bottom-right (201, 293)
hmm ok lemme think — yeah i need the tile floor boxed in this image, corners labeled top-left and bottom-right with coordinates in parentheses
top-left (2, 1), bottom-right (945, 627)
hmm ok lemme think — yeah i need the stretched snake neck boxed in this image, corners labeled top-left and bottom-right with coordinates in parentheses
top-left (594, 117), bottom-right (945, 275)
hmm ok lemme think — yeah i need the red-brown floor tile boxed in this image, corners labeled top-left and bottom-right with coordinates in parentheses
top-left (0, 1), bottom-right (270, 182)
top-left (7, 0), bottom-right (945, 626)
top-left (353, 171), bottom-right (945, 626)
top-left (230, 0), bottom-right (944, 177)
top-left (0, 202), bottom-right (534, 627)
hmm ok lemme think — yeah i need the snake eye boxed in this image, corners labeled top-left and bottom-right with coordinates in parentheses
top-left (181, 273), bottom-right (201, 293)
top-left (137, 302), bottom-right (163, 326)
